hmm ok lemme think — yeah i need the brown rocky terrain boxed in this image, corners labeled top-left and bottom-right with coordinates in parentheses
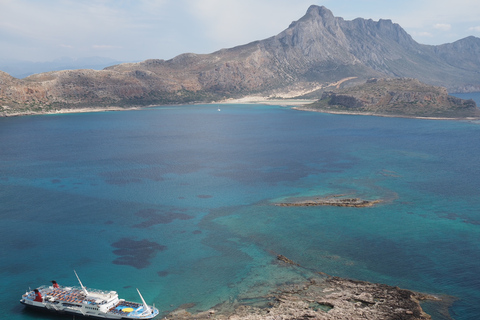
top-left (275, 195), bottom-right (381, 207)
top-left (299, 78), bottom-right (480, 119)
top-left (165, 255), bottom-right (446, 320)
top-left (1, 5), bottom-right (480, 116)
top-left (167, 278), bottom-right (437, 320)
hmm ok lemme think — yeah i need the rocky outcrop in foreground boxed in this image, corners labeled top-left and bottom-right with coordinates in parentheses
top-left (300, 78), bottom-right (479, 119)
top-left (166, 256), bottom-right (442, 320)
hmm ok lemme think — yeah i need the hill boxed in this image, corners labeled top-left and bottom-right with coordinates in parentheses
top-left (298, 78), bottom-right (479, 119)
top-left (0, 57), bottom-right (124, 79)
top-left (1, 5), bottom-right (480, 116)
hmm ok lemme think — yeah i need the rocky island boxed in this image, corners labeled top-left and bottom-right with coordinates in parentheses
top-left (275, 195), bottom-right (381, 207)
top-left (166, 255), bottom-right (446, 320)
top-left (297, 78), bottom-right (479, 119)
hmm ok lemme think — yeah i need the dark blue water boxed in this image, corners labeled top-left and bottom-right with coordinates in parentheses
top-left (1, 100), bottom-right (480, 319)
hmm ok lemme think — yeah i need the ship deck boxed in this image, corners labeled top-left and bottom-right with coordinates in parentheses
top-left (108, 301), bottom-right (144, 316)
top-left (23, 284), bottom-right (157, 319)
top-left (41, 286), bottom-right (143, 314)
top-left (47, 287), bottom-right (89, 304)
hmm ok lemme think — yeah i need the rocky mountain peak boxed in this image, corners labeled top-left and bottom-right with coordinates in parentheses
top-left (275, 5), bottom-right (350, 65)
top-left (305, 5), bottom-right (335, 21)
top-left (289, 5), bottom-right (336, 28)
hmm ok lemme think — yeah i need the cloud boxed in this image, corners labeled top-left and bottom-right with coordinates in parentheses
top-left (434, 23), bottom-right (452, 31)
top-left (380, 0), bottom-right (480, 44)
top-left (412, 31), bottom-right (433, 38)
top-left (1, 0), bottom-right (479, 61)
top-left (188, 0), bottom-right (314, 48)
top-left (388, 0), bottom-right (479, 29)
top-left (469, 26), bottom-right (480, 32)
top-left (92, 45), bottom-right (121, 49)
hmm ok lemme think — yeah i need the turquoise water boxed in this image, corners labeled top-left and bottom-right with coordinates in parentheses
top-left (1, 100), bottom-right (480, 319)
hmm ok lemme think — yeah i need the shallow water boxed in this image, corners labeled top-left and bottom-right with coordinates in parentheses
top-left (1, 100), bottom-right (480, 319)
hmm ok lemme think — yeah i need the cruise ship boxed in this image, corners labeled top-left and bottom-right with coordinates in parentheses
top-left (20, 271), bottom-right (159, 319)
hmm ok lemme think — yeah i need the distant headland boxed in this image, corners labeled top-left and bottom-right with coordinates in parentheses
top-left (295, 78), bottom-right (480, 119)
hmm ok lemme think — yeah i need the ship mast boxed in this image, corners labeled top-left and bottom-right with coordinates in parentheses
top-left (136, 288), bottom-right (151, 314)
top-left (74, 270), bottom-right (89, 296)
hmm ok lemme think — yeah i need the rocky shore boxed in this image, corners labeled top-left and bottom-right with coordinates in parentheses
top-left (299, 78), bottom-right (480, 120)
top-left (165, 255), bottom-right (443, 320)
top-left (0, 105), bottom-right (142, 117)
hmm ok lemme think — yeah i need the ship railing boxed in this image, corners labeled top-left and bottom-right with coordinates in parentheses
top-left (45, 303), bottom-right (60, 311)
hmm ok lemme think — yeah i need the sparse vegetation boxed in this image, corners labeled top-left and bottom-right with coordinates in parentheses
top-left (302, 78), bottom-right (479, 119)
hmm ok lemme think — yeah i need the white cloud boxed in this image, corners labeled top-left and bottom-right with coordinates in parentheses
top-left (188, 0), bottom-right (314, 48)
top-left (92, 45), bottom-right (120, 49)
top-left (378, 0), bottom-right (479, 44)
top-left (434, 23), bottom-right (452, 31)
top-left (413, 31), bottom-right (433, 38)
top-left (0, 0), bottom-right (479, 61)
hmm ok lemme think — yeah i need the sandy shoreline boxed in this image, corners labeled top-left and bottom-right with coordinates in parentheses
top-left (1, 97), bottom-right (312, 117)
top-left (3, 99), bottom-right (478, 122)
top-left (292, 106), bottom-right (480, 121)
top-left (220, 98), bottom-right (479, 120)
top-left (50, 106), bottom-right (143, 114)
top-left (218, 97), bottom-right (317, 106)
top-left (1, 106), bottom-right (143, 117)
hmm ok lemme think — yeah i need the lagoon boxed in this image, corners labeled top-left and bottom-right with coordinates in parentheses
top-left (1, 99), bottom-right (480, 319)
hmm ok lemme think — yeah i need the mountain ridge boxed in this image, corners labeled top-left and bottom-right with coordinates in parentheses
top-left (0, 56), bottom-right (125, 79)
top-left (1, 5), bottom-right (479, 116)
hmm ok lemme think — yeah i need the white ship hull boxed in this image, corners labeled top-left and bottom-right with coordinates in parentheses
top-left (21, 299), bottom-right (127, 319)
top-left (20, 275), bottom-right (159, 319)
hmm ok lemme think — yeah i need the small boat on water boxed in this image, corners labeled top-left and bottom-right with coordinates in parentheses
top-left (20, 271), bottom-right (159, 319)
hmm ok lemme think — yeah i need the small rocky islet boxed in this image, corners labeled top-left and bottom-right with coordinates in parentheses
top-left (274, 195), bottom-right (382, 208)
top-left (166, 197), bottom-right (448, 320)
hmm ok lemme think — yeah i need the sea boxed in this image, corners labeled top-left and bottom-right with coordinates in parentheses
top-left (1, 92), bottom-right (480, 320)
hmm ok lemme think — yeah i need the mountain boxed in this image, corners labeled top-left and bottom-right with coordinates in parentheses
top-left (1, 5), bottom-right (479, 116)
top-left (0, 57), bottom-right (124, 79)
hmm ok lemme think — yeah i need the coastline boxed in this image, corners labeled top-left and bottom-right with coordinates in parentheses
top-left (2, 98), bottom-right (478, 121)
top-left (166, 256), bottom-right (450, 320)
top-left (219, 95), bottom-right (480, 120)
top-left (218, 97), bottom-right (317, 106)
top-left (0, 106), bottom-right (143, 117)
top-left (292, 106), bottom-right (480, 121)
top-left (0, 98), bottom-right (313, 117)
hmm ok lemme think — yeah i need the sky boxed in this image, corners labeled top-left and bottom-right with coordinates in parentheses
top-left (1, 0), bottom-right (479, 63)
